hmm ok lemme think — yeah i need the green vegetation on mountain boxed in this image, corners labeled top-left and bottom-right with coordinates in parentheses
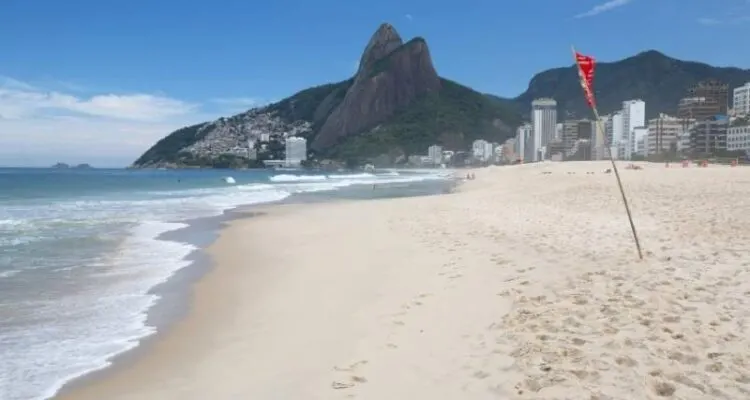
top-left (329, 78), bottom-right (521, 163)
top-left (265, 80), bottom-right (352, 131)
top-left (507, 50), bottom-right (750, 119)
top-left (132, 28), bottom-right (750, 169)
top-left (133, 123), bottom-right (209, 166)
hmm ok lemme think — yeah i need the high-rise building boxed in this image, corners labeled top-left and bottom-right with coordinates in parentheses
top-left (647, 113), bottom-right (691, 155)
top-left (472, 140), bottom-right (494, 162)
top-left (531, 98), bottom-right (557, 161)
top-left (515, 123), bottom-right (531, 161)
top-left (632, 127), bottom-right (649, 157)
top-left (727, 124), bottom-right (750, 152)
top-left (679, 80), bottom-right (729, 121)
top-left (621, 100), bottom-right (646, 160)
top-left (734, 82), bottom-right (750, 117)
top-left (561, 120), bottom-right (579, 154)
top-left (427, 145), bottom-right (443, 165)
top-left (690, 117), bottom-right (728, 155)
top-left (606, 112), bottom-right (624, 159)
top-left (690, 80), bottom-right (729, 115)
top-left (284, 137), bottom-right (307, 167)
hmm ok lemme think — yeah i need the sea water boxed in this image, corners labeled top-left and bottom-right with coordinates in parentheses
top-left (0, 167), bottom-right (452, 400)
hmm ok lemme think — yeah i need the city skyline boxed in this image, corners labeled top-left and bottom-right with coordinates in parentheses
top-left (514, 76), bottom-right (750, 162)
top-left (2, 0), bottom-right (750, 166)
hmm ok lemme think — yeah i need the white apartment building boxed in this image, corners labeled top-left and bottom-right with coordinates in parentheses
top-left (734, 82), bottom-right (750, 117)
top-left (606, 112), bottom-right (624, 159)
top-left (515, 123), bottom-right (531, 161)
top-left (632, 126), bottom-right (649, 157)
top-left (621, 100), bottom-right (646, 160)
top-left (284, 137), bottom-right (307, 167)
top-left (427, 145), bottom-right (443, 165)
top-left (472, 139), bottom-right (494, 162)
top-left (532, 98), bottom-right (557, 162)
top-left (727, 125), bottom-right (750, 152)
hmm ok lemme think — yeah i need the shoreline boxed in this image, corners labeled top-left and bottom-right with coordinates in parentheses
top-left (56, 161), bottom-right (750, 398)
top-left (51, 176), bottom-right (459, 400)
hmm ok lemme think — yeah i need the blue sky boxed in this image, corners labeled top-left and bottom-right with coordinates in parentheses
top-left (1, 0), bottom-right (749, 166)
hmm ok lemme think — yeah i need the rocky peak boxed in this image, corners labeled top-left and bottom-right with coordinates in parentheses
top-left (357, 23), bottom-right (404, 76)
top-left (311, 25), bottom-right (440, 151)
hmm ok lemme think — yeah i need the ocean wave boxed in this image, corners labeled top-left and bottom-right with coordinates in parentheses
top-left (0, 221), bottom-right (196, 400)
top-left (0, 269), bottom-right (21, 279)
top-left (268, 174), bottom-right (328, 182)
top-left (0, 169), bottom-right (454, 400)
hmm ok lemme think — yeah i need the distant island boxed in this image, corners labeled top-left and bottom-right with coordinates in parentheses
top-left (52, 163), bottom-right (93, 169)
top-left (132, 22), bottom-right (750, 169)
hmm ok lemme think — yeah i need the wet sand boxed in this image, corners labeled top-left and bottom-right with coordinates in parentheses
top-left (57, 161), bottom-right (750, 399)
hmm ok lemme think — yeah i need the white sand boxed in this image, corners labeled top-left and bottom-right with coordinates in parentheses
top-left (57, 161), bottom-right (750, 399)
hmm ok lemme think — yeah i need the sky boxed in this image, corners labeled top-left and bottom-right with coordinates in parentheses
top-left (1, 0), bottom-right (749, 167)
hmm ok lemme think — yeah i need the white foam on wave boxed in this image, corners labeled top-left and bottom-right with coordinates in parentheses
top-left (0, 185), bottom-right (293, 400)
top-left (0, 221), bottom-right (195, 400)
top-left (273, 170), bottom-right (448, 194)
top-left (327, 173), bottom-right (375, 180)
top-left (269, 174), bottom-right (328, 183)
top-left (0, 170), bottom-right (453, 400)
top-left (0, 269), bottom-right (20, 279)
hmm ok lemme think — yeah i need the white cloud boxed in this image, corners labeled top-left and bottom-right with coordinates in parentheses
top-left (574, 0), bottom-right (633, 18)
top-left (0, 85), bottom-right (197, 121)
top-left (0, 77), bottom-right (239, 166)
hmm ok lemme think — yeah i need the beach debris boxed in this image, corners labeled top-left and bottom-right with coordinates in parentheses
top-left (604, 168), bottom-right (612, 174)
top-left (332, 381), bottom-right (355, 389)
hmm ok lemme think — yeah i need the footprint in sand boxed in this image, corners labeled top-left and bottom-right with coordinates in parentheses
top-left (332, 360), bottom-right (369, 390)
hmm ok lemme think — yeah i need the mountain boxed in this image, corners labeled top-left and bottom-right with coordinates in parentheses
top-left (133, 24), bottom-right (520, 168)
top-left (506, 50), bottom-right (750, 119)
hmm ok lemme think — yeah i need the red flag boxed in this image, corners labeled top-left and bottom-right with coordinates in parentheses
top-left (575, 51), bottom-right (596, 108)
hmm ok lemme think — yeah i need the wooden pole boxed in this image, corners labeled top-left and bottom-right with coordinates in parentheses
top-left (572, 46), bottom-right (644, 260)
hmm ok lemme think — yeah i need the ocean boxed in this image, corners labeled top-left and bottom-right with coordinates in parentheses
top-left (0, 167), bottom-right (454, 400)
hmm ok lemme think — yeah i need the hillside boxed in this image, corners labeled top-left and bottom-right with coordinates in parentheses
top-left (132, 24), bottom-right (520, 168)
top-left (507, 50), bottom-right (750, 119)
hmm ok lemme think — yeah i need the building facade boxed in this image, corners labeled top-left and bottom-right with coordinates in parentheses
top-left (727, 125), bottom-right (750, 152)
top-left (515, 123), bottom-right (531, 162)
top-left (284, 137), bottom-right (307, 167)
top-left (646, 113), bottom-right (690, 156)
top-left (678, 80), bottom-right (729, 122)
top-left (734, 83), bottom-right (750, 117)
top-left (605, 112), bottom-right (624, 160)
top-left (427, 145), bottom-right (443, 165)
top-left (472, 139), bottom-right (494, 162)
top-left (621, 100), bottom-right (646, 160)
top-left (690, 117), bottom-right (728, 155)
top-left (632, 126), bottom-right (649, 157)
top-left (531, 98), bottom-right (558, 161)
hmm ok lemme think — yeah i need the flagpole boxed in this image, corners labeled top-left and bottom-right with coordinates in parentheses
top-left (571, 46), bottom-right (643, 260)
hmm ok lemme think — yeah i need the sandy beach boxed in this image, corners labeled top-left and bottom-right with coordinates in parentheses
top-left (57, 161), bottom-right (750, 399)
